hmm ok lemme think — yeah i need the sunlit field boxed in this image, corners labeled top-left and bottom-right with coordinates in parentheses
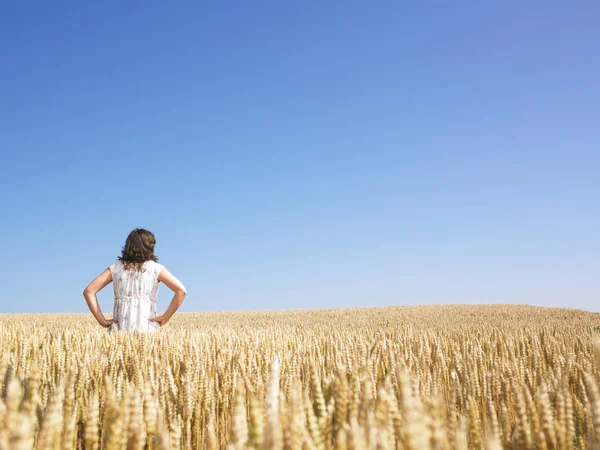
top-left (0, 305), bottom-right (599, 449)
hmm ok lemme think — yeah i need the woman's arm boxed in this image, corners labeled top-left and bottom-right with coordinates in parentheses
top-left (83, 268), bottom-right (117, 328)
top-left (149, 267), bottom-right (186, 327)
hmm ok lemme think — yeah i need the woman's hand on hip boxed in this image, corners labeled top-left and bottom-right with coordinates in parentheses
top-left (99, 317), bottom-right (118, 328)
top-left (149, 315), bottom-right (168, 327)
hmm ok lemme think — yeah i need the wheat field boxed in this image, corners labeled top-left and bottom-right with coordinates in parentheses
top-left (0, 305), bottom-right (599, 449)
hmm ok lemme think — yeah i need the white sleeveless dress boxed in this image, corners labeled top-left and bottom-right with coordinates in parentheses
top-left (107, 260), bottom-right (164, 334)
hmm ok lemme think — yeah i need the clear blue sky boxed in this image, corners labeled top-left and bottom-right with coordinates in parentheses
top-left (1, 2), bottom-right (598, 314)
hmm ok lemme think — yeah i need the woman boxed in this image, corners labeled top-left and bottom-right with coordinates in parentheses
top-left (83, 228), bottom-right (187, 333)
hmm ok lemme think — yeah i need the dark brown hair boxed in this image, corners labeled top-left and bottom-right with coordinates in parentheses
top-left (118, 228), bottom-right (158, 272)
